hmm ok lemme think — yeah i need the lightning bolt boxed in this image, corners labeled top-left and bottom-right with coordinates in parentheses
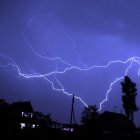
top-left (1, 47), bottom-right (140, 111)
top-left (63, 32), bottom-right (87, 68)
top-left (1, 15), bottom-right (140, 112)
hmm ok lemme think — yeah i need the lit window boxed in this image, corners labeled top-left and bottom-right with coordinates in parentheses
top-left (21, 112), bottom-right (24, 117)
top-left (31, 113), bottom-right (33, 118)
top-left (20, 123), bottom-right (25, 129)
top-left (21, 112), bottom-right (32, 118)
top-left (32, 124), bottom-right (35, 128)
top-left (62, 128), bottom-right (73, 132)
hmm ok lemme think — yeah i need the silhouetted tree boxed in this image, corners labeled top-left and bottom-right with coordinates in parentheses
top-left (34, 111), bottom-right (52, 128)
top-left (81, 105), bottom-right (99, 129)
top-left (0, 99), bottom-right (9, 117)
top-left (0, 99), bottom-right (10, 133)
top-left (43, 113), bottom-right (52, 127)
top-left (34, 111), bottom-right (44, 120)
top-left (121, 76), bottom-right (139, 120)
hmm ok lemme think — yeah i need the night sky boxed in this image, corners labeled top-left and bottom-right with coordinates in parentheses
top-left (1, 0), bottom-right (140, 126)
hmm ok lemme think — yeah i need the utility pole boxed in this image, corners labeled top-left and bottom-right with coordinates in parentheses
top-left (69, 94), bottom-right (75, 131)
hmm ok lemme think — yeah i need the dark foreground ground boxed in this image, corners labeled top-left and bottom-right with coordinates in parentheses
top-left (2, 128), bottom-right (140, 139)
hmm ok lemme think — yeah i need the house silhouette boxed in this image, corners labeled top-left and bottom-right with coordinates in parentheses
top-left (10, 101), bottom-right (35, 130)
top-left (98, 111), bottom-right (136, 135)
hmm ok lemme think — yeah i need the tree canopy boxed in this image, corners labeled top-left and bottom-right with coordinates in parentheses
top-left (121, 76), bottom-right (139, 120)
top-left (81, 105), bottom-right (99, 129)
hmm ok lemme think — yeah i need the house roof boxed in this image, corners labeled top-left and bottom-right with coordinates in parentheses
top-left (100, 111), bottom-right (127, 119)
top-left (11, 101), bottom-right (34, 113)
top-left (99, 111), bottom-right (136, 130)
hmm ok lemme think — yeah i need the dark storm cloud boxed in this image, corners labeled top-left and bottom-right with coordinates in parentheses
top-left (53, 0), bottom-right (140, 41)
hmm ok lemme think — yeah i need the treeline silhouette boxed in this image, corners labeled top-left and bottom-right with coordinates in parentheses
top-left (0, 76), bottom-right (140, 137)
top-left (0, 99), bottom-right (139, 137)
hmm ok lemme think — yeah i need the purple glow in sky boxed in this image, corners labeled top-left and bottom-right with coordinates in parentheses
top-left (0, 0), bottom-right (140, 125)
